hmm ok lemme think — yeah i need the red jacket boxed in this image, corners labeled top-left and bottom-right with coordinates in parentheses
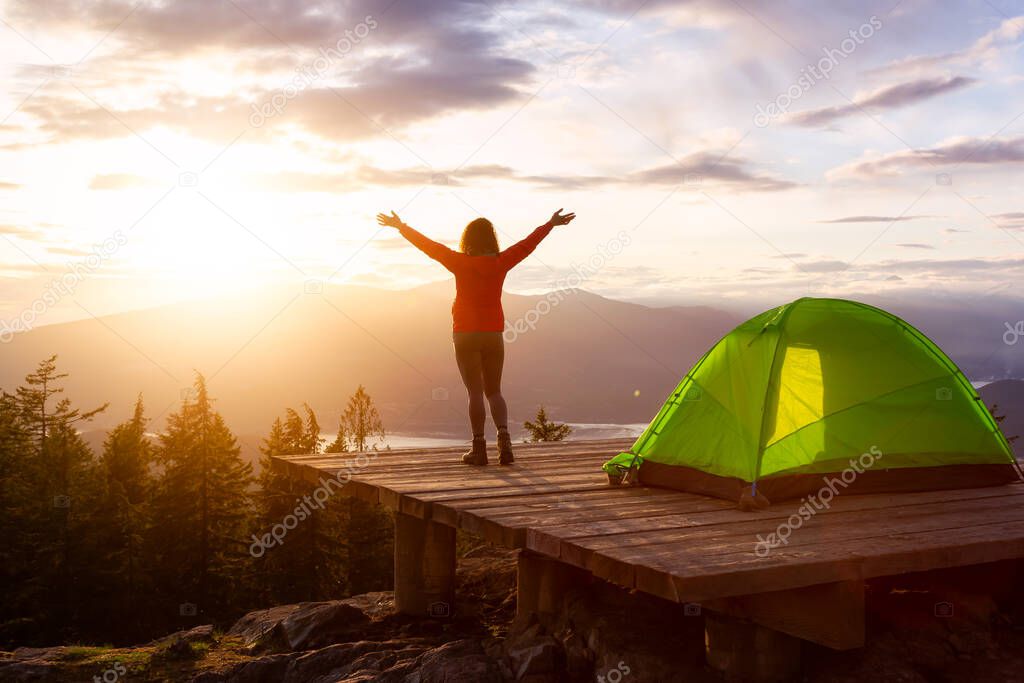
top-left (399, 223), bottom-right (554, 332)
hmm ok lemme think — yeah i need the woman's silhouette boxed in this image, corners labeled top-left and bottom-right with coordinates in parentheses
top-left (376, 209), bottom-right (577, 465)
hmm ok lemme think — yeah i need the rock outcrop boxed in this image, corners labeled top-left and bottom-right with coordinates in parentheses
top-left (2, 550), bottom-right (1023, 682)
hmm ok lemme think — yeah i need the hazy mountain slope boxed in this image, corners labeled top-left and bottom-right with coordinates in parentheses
top-left (0, 283), bottom-right (738, 437)
top-left (5, 284), bottom-right (1020, 443)
top-left (979, 379), bottom-right (1024, 458)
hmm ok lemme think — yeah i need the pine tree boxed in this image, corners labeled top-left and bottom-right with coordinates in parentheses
top-left (256, 404), bottom-right (347, 603)
top-left (339, 385), bottom-right (384, 452)
top-left (149, 373), bottom-right (252, 624)
top-left (0, 390), bottom-right (32, 645)
top-left (325, 423), bottom-right (349, 453)
top-left (11, 356), bottom-right (107, 642)
top-left (523, 406), bottom-right (572, 442)
top-left (95, 395), bottom-right (153, 640)
top-left (334, 387), bottom-right (392, 594)
top-left (990, 403), bottom-right (1019, 445)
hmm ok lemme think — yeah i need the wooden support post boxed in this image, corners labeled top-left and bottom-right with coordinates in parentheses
top-left (705, 579), bottom-right (865, 650)
top-left (705, 611), bottom-right (801, 683)
top-left (517, 550), bottom-right (590, 617)
top-left (394, 512), bottom-right (456, 617)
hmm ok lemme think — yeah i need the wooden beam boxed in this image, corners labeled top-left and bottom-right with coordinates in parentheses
top-left (704, 611), bottom-right (802, 683)
top-left (705, 580), bottom-right (864, 650)
top-left (393, 512), bottom-right (456, 618)
top-left (516, 550), bottom-right (591, 617)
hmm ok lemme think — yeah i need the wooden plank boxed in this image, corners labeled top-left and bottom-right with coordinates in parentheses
top-left (602, 507), bottom-right (1024, 602)
top-left (272, 456), bottom-right (602, 483)
top-left (432, 485), bottom-right (681, 517)
top-left (602, 489), bottom-right (1024, 575)
top-left (530, 486), bottom-right (1024, 565)
top-left (379, 472), bottom-right (614, 517)
top-left (276, 436), bottom-right (630, 458)
top-left (276, 456), bottom-right (609, 498)
top-left (274, 438), bottom-right (631, 468)
top-left (278, 447), bottom-right (616, 471)
top-left (459, 494), bottom-right (730, 548)
top-left (657, 519), bottom-right (1024, 604)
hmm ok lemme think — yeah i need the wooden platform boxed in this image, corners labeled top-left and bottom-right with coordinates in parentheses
top-left (273, 438), bottom-right (1024, 665)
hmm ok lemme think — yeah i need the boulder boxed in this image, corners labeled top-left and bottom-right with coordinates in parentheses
top-left (0, 646), bottom-right (68, 682)
top-left (415, 639), bottom-right (503, 683)
top-left (154, 624), bottom-right (217, 659)
top-left (283, 640), bottom-right (427, 683)
top-left (340, 591), bottom-right (395, 619)
top-left (189, 654), bottom-right (292, 683)
top-left (509, 636), bottom-right (563, 678)
top-left (562, 630), bottom-right (595, 679)
top-left (228, 600), bottom-right (369, 651)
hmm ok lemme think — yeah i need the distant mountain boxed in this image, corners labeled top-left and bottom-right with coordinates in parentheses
top-left (979, 379), bottom-right (1024, 459)
top-left (857, 294), bottom-right (1024, 383)
top-left (645, 291), bottom-right (1024, 382)
top-left (0, 283), bottom-right (738, 439)
top-left (4, 285), bottom-right (1021, 450)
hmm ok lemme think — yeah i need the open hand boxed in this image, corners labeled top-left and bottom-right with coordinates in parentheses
top-left (376, 211), bottom-right (405, 229)
top-left (548, 209), bottom-right (576, 227)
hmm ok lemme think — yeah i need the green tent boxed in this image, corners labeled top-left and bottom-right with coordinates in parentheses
top-left (603, 298), bottom-right (1020, 504)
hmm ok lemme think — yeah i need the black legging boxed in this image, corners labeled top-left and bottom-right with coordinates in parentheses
top-left (453, 332), bottom-right (508, 438)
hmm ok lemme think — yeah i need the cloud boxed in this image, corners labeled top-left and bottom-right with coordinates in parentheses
top-left (21, 90), bottom-right (252, 145)
top-left (629, 152), bottom-right (797, 191)
top-left (89, 173), bottom-right (164, 190)
top-left (819, 215), bottom-right (935, 223)
top-left (0, 224), bottom-right (41, 238)
top-left (45, 245), bottom-right (92, 257)
top-left (872, 16), bottom-right (1024, 78)
top-left (789, 76), bottom-right (975, 127)
top-left (268, 151), bottom-right (796, 193)
top-left (9, 0), bottom-right (372, 55)
top-left (828, 135), bottom-right (1024, 179)
top-left (798, 259), bottom-right (849, 273)
top-left (10, 0), bottom-right (536, 146)
top-left (993, 212), bottom-right (1024, 229)
top-left (249, 164), bottom-right (520, 193)
top-left (0, 181), bottom-right (21, 190)
top-left (871, 256), bottom-right (1024, 277)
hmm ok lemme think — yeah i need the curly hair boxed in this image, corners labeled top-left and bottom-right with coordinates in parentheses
top-left (459, 217), bottom-right (500, 256)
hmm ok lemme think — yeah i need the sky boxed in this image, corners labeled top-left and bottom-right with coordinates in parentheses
top-left (1, 0), bottom-right (1023, 331)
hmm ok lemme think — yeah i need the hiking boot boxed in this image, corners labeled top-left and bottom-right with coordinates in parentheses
top-left (461, 437), bottom-right (488, 465)
top-left (497, 431), bottom-right (515, 465)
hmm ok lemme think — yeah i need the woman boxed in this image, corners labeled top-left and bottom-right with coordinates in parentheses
top-left (376, 208), bottom-right (577, 465)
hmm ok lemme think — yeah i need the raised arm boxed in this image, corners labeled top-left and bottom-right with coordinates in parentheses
top-left (498, 208), bottom-right (575, 270)
top-left (377, 211), bottom-right (459, 271)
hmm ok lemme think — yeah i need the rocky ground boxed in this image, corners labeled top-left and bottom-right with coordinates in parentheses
top-left (1, 546), bottom-right (1023, 682)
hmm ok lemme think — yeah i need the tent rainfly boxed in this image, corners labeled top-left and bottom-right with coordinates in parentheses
top-left (603, 297), bottom-right (1021, 507)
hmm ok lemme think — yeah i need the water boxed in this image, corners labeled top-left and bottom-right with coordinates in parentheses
top-left (320, 422), bottom-right (649, 450)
